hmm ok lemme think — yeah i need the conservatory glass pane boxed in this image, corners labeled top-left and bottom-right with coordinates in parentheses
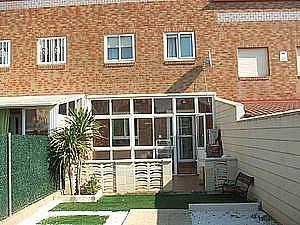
top-left (154, 98), bottom-right (172, 114)
top-left (135, 118), bottom-right (153, 146)
top-left (134, 99), bottom-right (152, 114)
top-left (92, 100), bottom-right (109, 115)
top-left (112, 118), bottom-right (130, 146)
top-left (25, 109), bottom-right (49, 135)
top-left (93, 119), bottom-right (110, 147)
top-left (176, 98), bottom-right (195, 113)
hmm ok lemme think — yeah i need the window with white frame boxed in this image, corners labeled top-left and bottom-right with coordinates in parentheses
top-left (104, 34), bottom-right (135, 63)
top-left (164, 32), bottom-right (195, 60)
top-left (38, 37), bottom-right (66, 65)
top-left (297, 47), bottom-right (300, 76)
top-left (112, 118), bottom-right (130, 146)
top-left (0, 40), bottom-right (11, 67)
top-left (237, 48), bottom-right (269, 77)
top-left (58, 101), bottom-right (76, 116)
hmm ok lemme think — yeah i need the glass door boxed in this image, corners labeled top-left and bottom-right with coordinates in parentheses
top-left (177, 116), bottom-right (195, 161)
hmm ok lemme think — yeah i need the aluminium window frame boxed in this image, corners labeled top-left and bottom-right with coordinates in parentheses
top-left (90, 94), bottom-right (215, 163)
top-left (0, 40), bottom-right (11, 67)
top-left (163, 32), bottom-right (195, 61)
top-left (37, 36), bottom-right (67, 65)
top-left (104, 34), bottom-right (135, 64)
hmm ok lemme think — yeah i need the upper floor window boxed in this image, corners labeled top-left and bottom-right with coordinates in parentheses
top-left (0, 40), bottom-right (11, 67)
top-left (237, 48), bottom-right (269, 78)
top-left (38, 37), bottom-right (66, 65)
top-left (164, 32), bottom-right (195, 61)
top-left (104, 34), bottom-right (135, 63)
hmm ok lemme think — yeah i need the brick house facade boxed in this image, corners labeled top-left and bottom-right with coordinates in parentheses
top-left (0, 3), bottom-right (300, 223)
top-left (0, 0), bottom-right (299, 101)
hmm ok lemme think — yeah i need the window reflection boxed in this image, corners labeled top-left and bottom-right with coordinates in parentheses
top-left (134, 99), bottom-right (152, 114)
top-left (112, 119), bottom-right (130, 146)
top-left (93, 119), bottom-right (110, 147)
top-left (135, 150), bottom-right (153, 159)
top-left (93, 151), bottom-right (110, 160)
top-left (176, 98), bottom-right (194, 113)
top-left (112, 99), bottom-right (130, 115)
top-left (199, 97), bottom-right (212, 113)
top-left (8, 109), bottom-right (22, 135)
top-left (154, 117), bottom-right (173, 145)
top-left (154, 98), bottom-right (172, 114)
top-left (92, 100), bottom-right (109, 115)
top-left (135, 118), bottom-right (153, 146)
top-left (25, 109), bottom-right (49, 135)
top-left (59, 103), bottom-right (67, 115)
top-left (113, 150), bottom-right (131, 160)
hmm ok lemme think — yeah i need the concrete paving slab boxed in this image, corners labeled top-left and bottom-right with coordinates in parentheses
top-left (123, 209), bottom-right (192, 225)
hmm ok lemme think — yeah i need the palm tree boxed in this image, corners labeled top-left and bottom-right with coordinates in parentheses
top-left (48, 108), bottom-right (102, 195)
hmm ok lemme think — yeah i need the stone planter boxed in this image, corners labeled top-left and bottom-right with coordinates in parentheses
top-left (59, 190), bottom-right (103, 203)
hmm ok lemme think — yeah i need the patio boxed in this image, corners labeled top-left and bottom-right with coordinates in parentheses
top-left (172, 175), bottom-right (205, 193)
top-left (24, 194), bottom-right (279, 225)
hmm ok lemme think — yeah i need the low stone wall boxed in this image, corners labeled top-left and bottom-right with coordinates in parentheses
top-left (79, 159), bottom-right (173, 194)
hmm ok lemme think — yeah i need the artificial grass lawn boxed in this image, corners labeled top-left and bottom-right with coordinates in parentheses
top-left (38, 215), bottom-right (108, 225)
top-left (52, 193), bottom-right (246, 212)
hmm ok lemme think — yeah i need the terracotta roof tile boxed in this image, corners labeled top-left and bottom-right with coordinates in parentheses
top-left (241, 100), bottom-right (300, 117)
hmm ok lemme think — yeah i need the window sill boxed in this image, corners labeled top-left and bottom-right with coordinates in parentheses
top-left (164, 60), bottom-right (195, 65)
top-left (238, 76), bottom-right (269, 81)
top-left (104, 62), bottom-right (135, 67)
top-left (37, 64), bottom-right (66, 70)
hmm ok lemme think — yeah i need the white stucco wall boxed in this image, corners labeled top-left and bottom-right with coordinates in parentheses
top-left (215, 98), bottom-right (300, 225)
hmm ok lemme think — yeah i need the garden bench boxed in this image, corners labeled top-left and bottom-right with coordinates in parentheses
top-left (222, 172), bottom-right (254, 200)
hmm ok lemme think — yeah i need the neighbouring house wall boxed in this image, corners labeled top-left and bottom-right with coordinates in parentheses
top-left (215, 99), bottom-right (300, 225)
top-left (0, 0), bottom-right (300, 100)
top-left (72, 159), bottom-right (172, 194)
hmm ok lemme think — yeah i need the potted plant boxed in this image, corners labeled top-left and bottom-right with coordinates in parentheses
top-left (59, 175), bottom-right (103, 202)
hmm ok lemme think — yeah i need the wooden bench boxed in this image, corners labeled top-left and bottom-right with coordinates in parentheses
top-left (222, 172), bottom-right (254, 200)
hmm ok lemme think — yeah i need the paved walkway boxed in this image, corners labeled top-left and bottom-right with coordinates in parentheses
top-left (123, 209), bottom-right (192, 225)
top-left (19, 200), bottom-right (192, 225)
top-left (173, 175), bottom-right (205, 193)
top-left (18, 200), bottom-right (127, 225)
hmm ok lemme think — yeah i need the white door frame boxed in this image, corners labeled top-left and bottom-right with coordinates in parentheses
top-left (195, 114), bottom-right (206, 151)
top-left (176, 115), bottom-right (196, 163)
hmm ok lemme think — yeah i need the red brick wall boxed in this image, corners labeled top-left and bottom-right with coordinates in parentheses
top-left (0, 0), bottom-right (300, 101)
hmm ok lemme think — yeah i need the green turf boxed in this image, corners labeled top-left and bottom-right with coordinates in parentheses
top-left (38, 215), bottom-right (108, 225)
top-left (52, 193), bottom-right (246, 212)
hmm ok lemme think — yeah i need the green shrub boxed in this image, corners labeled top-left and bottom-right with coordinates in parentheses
top-left (81, 175), bottom-right (101, 195)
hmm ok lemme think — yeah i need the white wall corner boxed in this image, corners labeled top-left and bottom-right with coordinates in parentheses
top-left (215, 97), bottom-right (245, 121)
